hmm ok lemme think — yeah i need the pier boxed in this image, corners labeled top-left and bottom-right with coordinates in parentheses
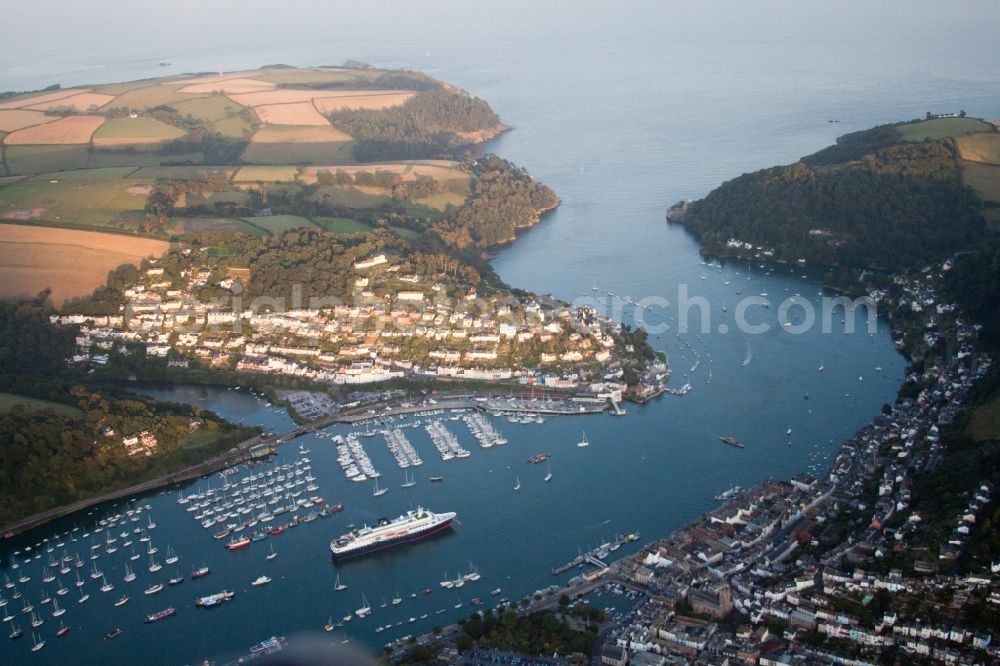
top-left (550, 533), bottom-right (638, 575)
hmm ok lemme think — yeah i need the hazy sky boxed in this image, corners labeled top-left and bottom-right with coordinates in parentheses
top-left (6, 0), bottom-right (1000, 51)
top-left (3, 0), bottom-right (999, 92)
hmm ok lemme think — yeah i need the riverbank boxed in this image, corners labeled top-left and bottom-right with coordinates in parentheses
top-left (0, 432), bottom-right (268, 538)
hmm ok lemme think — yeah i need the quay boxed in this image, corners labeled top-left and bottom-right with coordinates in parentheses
top-left (269, 392), bottom-right (616, 444)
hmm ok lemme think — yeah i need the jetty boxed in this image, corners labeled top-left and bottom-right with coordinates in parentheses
top-left (551, 533), bottom-right (638, 575)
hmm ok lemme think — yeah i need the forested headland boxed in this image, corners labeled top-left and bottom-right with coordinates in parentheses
top-left (675, 116), bottom-right (999, 272)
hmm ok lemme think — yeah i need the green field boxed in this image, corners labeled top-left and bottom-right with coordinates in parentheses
top-left (240, 140), bottom-right (354, 166)
top-left (167, 216), bottom-right (264, 236)
top-left (0, 177), bottom-right (148, 228)
top-left (94, 79), bottom-right (184, 96)
top-left (86, 151), bottom-right (205, 170)
top-left (28, 166), bottom-right (136, 181)
top-left (240, 214), bottom-right (316, 235)
top-left (962, 162), bottom-right (1000, 204)
top-left (206, 190), bottom-right (251, 205)
top-left (895, 117), bottom-right (994, 142)
top-left (169, 95), bottom-right (255, 138)
top-left (93, 117), bottom-right (186, 145)
top-left (233, 165), bottom-right (301, 182)
top-left (253, 69), bottom-right (365, 86)
top-left (132, 165), bottom-right (235, 180)
top-left (0, 392), bottom-right (83, 417)
top-left (180, 426), bottom-right (233, 452)
top-left (312, 216), bottom-right (372, 234)
top-left (310, 184), bottom-right (391, 209)
top-left (5, 145), bottom-right (90, 175)
top-left (390, 225), bottom-right (421, 240)
top-left (415, 190), bottom-right (467, 210)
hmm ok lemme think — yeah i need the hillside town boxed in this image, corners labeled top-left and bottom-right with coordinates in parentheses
top-left (386, 259), bottom-right (998, 666)
top-left (580, 261), bottom-right (997, 665)
top-left (51, 250), bottom-right (668, 396)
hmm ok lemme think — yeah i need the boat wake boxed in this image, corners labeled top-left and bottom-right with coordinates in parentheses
top-left (742, 339), bottom-right (753, 367)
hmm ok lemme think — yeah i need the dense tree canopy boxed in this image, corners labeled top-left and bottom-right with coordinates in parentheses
top-left (447, 155), bottom-right (559, 248)
top-left (682, 138), bottom-right (989, 270)
top-left (0, 293), bottom-right (77, 375)
top-left (328, 88), bottom-right (501, 161)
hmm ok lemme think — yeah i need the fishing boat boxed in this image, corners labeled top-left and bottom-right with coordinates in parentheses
top-left (226, 535), bottom-right (251, 551)
top-left (334, 574), bottom-right (347, 591)
top-left (251, 575), bottom-right (271, 587)
top-left (576, 431), bottom-right (589, 448)
top-left (191, 566), bottom-right (210, 579)
top-left (145, 607), bottom-right (176, 623)
top-left (719, 435), bottom-right (745, 449)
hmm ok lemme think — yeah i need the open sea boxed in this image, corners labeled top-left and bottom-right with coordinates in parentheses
top-left (3, 1), bottom-right (1000, 662)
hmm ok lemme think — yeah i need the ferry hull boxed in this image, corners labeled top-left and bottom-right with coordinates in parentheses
top-left (330, 519), bottom-right (453, 560)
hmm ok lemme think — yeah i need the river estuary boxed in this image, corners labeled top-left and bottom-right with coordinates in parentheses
top-left (4, 3), bottom-right (1000, 663)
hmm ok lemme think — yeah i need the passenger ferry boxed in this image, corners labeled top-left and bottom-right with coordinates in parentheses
top-left (329, 508), bottom-right (456, 560)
